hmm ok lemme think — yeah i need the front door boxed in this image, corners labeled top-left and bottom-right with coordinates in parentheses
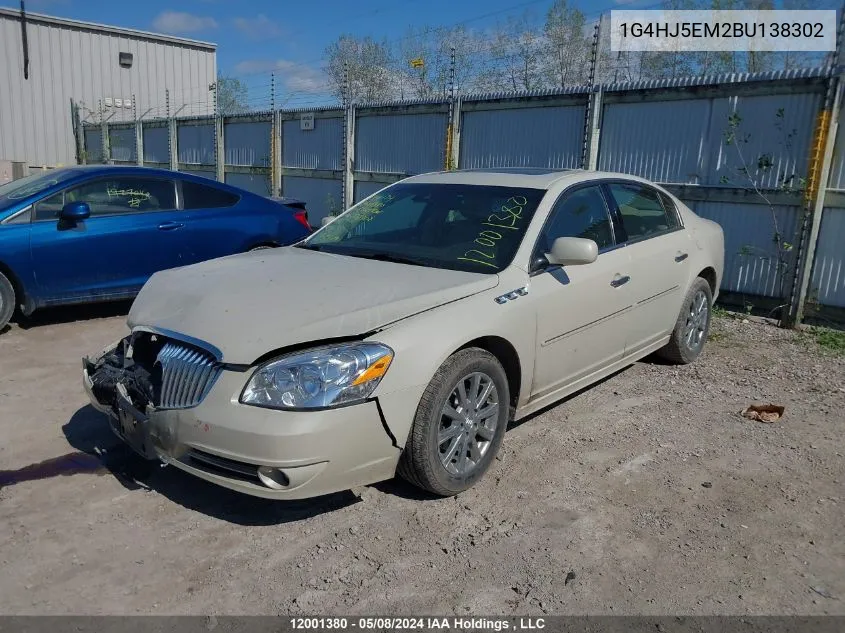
top-left (530, 184), bottom-right (633, 400)
top-left (30, 175), bottom-right (186, 303)
top-left (604, 182), bottom-right (692, 357)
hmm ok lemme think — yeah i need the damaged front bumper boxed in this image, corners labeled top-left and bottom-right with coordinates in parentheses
top-left (82, 335), bottom-right (401, 500)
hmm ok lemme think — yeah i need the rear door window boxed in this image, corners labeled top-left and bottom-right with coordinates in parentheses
top-left (607, 183), bottom-right (678, 242)
top-left (182, 181), bottom-right (240, 209)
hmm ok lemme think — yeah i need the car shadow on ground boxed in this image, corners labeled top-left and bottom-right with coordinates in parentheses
top-left (13, 300), bottom-right (133, 330)
top-left (52, 404), bottom-right (360, 526)
top-left (31, 357), bottom-right (656, 518)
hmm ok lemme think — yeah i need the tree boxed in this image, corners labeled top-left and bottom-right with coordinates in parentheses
top-left (215, 75), bottom-right (248, 115)
top-left (543, 0), bottom-right (589, 88)
top-left (325, 35), bottom-right (394, 103)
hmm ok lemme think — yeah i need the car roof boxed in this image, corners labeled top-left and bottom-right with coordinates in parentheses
top-left (401, 168), bottom-right (655, 190)
top-left (57, 165), bottom-right (189, 178)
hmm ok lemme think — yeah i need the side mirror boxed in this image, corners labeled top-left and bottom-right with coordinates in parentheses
top-left (545, 236), bottom-right (598, 267)
top-left (60, 201), bottom-right (90, 222)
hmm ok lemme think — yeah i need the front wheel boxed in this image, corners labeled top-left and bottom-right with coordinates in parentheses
top-left (657, 277), bottom-right (713, 364)
top-left (398, 348), bottom-right (509, 496)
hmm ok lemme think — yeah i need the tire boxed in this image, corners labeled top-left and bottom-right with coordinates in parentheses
top-left (398, 348), bottom-right (509, 496)
top-left (657, 276), bottom-right (713, 364)
top-left (0, 272), bottom-right (15, 331)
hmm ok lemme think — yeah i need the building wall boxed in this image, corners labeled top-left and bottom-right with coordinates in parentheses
top-left (0, 8), bottom-right (216, 168)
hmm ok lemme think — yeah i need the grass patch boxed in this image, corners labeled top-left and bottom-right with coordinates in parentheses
top-left (802, 326), bottom-right (845, 356)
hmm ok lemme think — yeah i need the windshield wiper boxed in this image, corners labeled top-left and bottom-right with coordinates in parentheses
top-left (294, 243), bottom-right (322, 251)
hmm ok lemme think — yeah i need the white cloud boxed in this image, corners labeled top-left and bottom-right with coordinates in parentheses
top-left (152, 11), bottom-right (218, 34)
top-left (233, 14), bottom-right (283, 40)
top-left (233, 59), bottom-right (326, 94)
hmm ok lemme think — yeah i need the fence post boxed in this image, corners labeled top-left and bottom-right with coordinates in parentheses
top-left (168, 117), bottom-right (178, 172)
top-left (785, 76), bottom-right (842, 326)
top-left (101, 117), bottom-right (111, 165)
top-left (135, 119), bottom-right (144, 166)
top-left (343, 106), bottom-right (356, 210)
top-left (272, 110), bottom-right (283, 197)
top-left (586, 87), bottom-right (603, 170)
top-left (448, 97), bottom-right (462, 170)
top-left (215, 115), bottom-right (225, 182)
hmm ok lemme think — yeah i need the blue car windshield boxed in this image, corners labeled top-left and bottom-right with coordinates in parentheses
top-left (0, 169), bottom-right (76, 209)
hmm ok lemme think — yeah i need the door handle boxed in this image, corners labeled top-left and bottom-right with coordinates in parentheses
top-left (610, 274), bottom-right (631, 288)
top-left (158, 221), bottom-right (184, 231)
top-left (675, 252), bottom-right (689, 262)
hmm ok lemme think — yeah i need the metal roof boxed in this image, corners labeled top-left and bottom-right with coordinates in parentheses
top-left (0, 7), bottom-right (216, 50)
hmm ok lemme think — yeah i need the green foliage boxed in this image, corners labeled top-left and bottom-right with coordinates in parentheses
top-left (215, 75), bottom-right (249, 116)
top-left (803, 327), bottom-right (845, 356)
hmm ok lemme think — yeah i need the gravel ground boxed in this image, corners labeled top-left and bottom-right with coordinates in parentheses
top-left (0, 306), bottom-right (843, 615)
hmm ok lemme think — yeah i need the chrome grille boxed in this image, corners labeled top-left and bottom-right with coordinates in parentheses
top-left (155, 342), bottom-right (222, 410)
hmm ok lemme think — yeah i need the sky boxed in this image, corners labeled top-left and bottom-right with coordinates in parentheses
top-left (3, 0), bottom-right (837, 108)
top-left (2, 0), bottom-right (653, 106)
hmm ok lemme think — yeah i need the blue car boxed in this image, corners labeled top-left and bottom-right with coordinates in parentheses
top-left (0, 166), bottom-right (312, 330)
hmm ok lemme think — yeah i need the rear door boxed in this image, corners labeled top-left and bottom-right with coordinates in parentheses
top-left (175, 179), bottom-right (250, 265)
top-left (529, 183), bottom-right (633, 399)
top-left (30, 175), bottom-right (185, 302)
top-left (604, 181), bottom-right (693, 357)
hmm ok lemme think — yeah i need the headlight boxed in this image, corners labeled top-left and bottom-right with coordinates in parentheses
top-left (240, 342), bottom-right (393, 410)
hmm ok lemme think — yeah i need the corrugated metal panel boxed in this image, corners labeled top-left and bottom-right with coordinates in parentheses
top-left (282, 176), bottom-right (342, 225)
top-left (599, 91), bottom-right (820, 187)
top-left (0, 11), bottom-right (215, 168)
top-left (810, 207), bottom-right (845, 308)
top-left (143, 125), bottom-right (168, 163)
top-left (708, 92), bottom-right (820, 189)
top-left (178, 124), bottom-right (214, 165)
top-left (83, 128), bottom-right (103, 163)
top-left (461, 105), bottom-right (584, 170)
top-left (180, 169), bottom-right (215, 180)
top-left (225, 121), bottom-right (271, 167)
top-left (356, 113), bottom-right (447, 174)
top-left (688, 200), bottom-right (800, 298)
top-left (225, 171), bottom-right (270, 196)
top-left (108, 126), bottom-right (136, 162)
top-left (354, 180), bottom-right (387, 203)
top-left (282, 117), bottom-right (342, 170)
top-left (599, 100), bottom-right (711, 182)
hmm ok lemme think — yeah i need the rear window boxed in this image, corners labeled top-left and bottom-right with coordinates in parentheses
top-left (182, 181), bottom-right (240, 210)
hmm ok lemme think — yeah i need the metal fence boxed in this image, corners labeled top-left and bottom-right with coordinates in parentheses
top-left (78, 67), bottom-right (845, 320)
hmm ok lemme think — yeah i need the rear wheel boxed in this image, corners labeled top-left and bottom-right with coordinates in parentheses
top-left (657, 277), bottom-right (712, 364)
top-left (0, 272), bottom-right (15, 331)
top-left (398, 348), bottom-right (509, 496)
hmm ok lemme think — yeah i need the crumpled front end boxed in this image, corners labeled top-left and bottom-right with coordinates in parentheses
top-left (83, 330), bottom-right (222, 462)
top-left (82, 330), bottom-right (402, 499)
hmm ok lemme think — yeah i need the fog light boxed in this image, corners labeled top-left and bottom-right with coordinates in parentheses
top-left (257, 466), bottom-right (290, 489)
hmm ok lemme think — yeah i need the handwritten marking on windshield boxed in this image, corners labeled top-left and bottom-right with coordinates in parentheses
top-left (458, 196), bottom-right (527, 269)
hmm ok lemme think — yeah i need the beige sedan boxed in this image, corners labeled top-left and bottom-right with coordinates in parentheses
top-left (83, 169), bottom-right (724, 499)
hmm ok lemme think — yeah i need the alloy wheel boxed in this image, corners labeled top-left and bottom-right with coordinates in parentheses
top-left (437, 371), bottom-right (500, 477)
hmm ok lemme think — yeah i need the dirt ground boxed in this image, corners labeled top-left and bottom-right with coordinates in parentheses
top-left (0, 305), bottom-right (843, 616)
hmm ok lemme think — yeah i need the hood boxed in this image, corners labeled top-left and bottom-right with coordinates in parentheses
top-left (128, 247), bottom-right (498, 364)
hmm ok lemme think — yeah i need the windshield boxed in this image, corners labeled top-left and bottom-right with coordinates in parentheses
top-left (303, 183), bottom-right (546, 273)
top-left (0, 169), bottom-right (76, 208)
